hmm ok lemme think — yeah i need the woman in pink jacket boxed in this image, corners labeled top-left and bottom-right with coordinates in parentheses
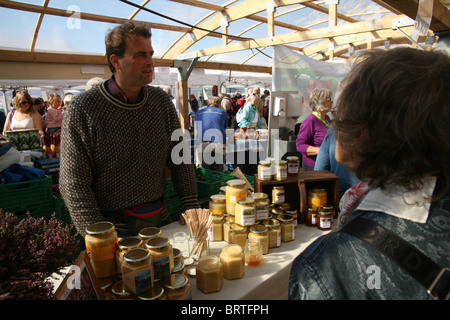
top-left (45, 93), bottom-right (64, 135)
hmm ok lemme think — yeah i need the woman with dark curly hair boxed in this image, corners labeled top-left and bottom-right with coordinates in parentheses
top-left (289, 47), bottom-right (450, 300)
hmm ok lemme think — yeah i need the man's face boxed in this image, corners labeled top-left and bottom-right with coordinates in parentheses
top-left (112, 34), bottom-right (154, 88)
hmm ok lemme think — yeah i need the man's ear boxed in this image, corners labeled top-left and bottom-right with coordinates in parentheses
top-left (109, 54), bottom-right (121, 71)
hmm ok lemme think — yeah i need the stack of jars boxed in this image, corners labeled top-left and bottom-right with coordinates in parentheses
top-left (84, 222), bottom-right (192, 300)
top-left (305, 188), bottom-right (334, 231)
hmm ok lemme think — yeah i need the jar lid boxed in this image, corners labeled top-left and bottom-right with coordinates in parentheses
top-left (85, 221), bottom-right (115, 235)
top-left (230, 223), bottom-right (247, 232)
top-left (278, 214), bottom-right (294, 222)
top-left (308, 207), bottom-right (318, 212)
top-left (146, 236), bottom-right (170, 249)
top-left (311, 188), bottom-right (326, 192)
top-left (198, 255), bottom-right (220, 270)
top-left (118, 236), bottom-right (142, 250)
top-left (163, 274), bottom-right (188, 290)
top-left (278, 203), bottom-right (290, 210)
top-left (271, 208), bottom-right (283, 215)
top-left (321, 205), bottom-right (334, 211)
top-left (212, 215), bottom-right (224, 222)
top-left (286, 156), bottom-right (298, 161)
top-left (273, 185), bottom-right (284, 190)
top-left (123, 248), bottom-right (150, 263)
top-left (173, 259), bottom-right (185, 273)
top-left (276, 160), bottom-right (287, 165)
top-left (252, 192), bottom-right (268, 200)
top-left (111, 280), bottom-right (133, 298)
top-left (137, 284), bottom-right (164, 300)
top-left (222, 244), bottom-right (243, 256)
top-left (210, 194), bottom-right (226, 203)
top-left (173, 248), bottom-right (181, 259)
top-left (265, 218), bottom-right (280, 228)
top-left (250, 224), bottom-right (268, 234)
top-left (237, 197), bottom-right (254, 205)
top-left (138, 227), bottom-right (161, 239)
top-left (259, 160), bottom-right (271, 166)
top-left (226, 179), bottom-right (246, 187)
top-left (285, 210), bottom-right (297, 215)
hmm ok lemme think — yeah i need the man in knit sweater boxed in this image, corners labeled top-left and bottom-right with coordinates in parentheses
top-left (60, 21), bottom-right (199, 237)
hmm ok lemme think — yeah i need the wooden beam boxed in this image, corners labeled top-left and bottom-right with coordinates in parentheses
top-left (30, 0), bottom-right (49, 52)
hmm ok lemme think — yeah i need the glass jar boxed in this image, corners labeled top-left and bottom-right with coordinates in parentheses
top-left (115, 236), bottom-right (142, 274)
top-left (308, 188), bottom-right (327, 209)
top-left (111, 280), bottom-right (135, 300)
top-left (286, 156), bottom-right (299, 176)
top-left (248, 224), bottom-right (269, 255)
top-left (234, 197), bottom-right (256, 226)
top-left (122, 248), bottom-right (154, 295)
top-left (306, 207), bottom-right (318, 227)
top-left (278, 203), bottom-right (290, 211)
top-left (265, 219), bottom-right (281, 248)
top-left (220, 244), bottom-right (245, 280)
top-left (317, 208), bottom-right (333, 231)
top-left (137, 284), bottom-right (166, 300)
top-left (244, 239), bottom-right (263, 267)
top-left (222, 215), bottom-right (235, 243)
top-left (145, 237), bottom-right (174, 281)
top-left (271, 207), bottom-right (283, 220)
top-left (228, 223), bottom-right (248, 249)
top-left (219, 186), bottom-right (227, 195)
top-left (208, 215), bottom-right (224, 241)
top-left (196, 255), bottom-right (223, 294)
top-left (226, 179), bottom-right (247, 215)
top-left (321, 205), bottom-right (335, 219)
top-left (85, 221), bottom-right (118, 279)
top-left (278, 214), bottom-right (295, 242)
top-left (163, 274), bottom-right (192, 300)
top-left (209, 194), bottom-right (226, 216)
top-left (257, 160), bottom-right (272, 181)
top-left (285, 209), bottom-right (298, 228)
top-left (275, 160), bottom-right (287, 181)
top-left (172, 259), bottom-right (187, 276)
top-left (138, 227), bottom-right (162, 246)
top-left (173, 248), bottom-right (184, 263)
top-left (252, 192), bottom-right (269, 221)
top-left (272, 186), bottom-right (285, 204)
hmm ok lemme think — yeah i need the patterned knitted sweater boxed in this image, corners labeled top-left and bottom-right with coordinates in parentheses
top-left (59, 81), bottom-right (199, 236)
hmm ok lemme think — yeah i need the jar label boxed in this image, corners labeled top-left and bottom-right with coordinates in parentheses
top-left (123, 269), bottom-right (152, 295)
top-left (255, 203), bottom-right (269, 220)
top-left (153, 256), bottom-right (171, 279)
top-left (288, 163), bottom-right (299, 174)
top-left (319, 217), bottom-right (332, 229)
top-left (239, 208), bottom-right (255, 226)
top-left (274, 191), bottom-right (285, 203)
top-left (86, 243), bottom-right (116, 261)
top-left (276, 167), bottom-right (287, 179)
top-left (276, 230), bottom-right (281, 247)
top-left (227, 193), bottom-right (246, 204)
top-left (311, 213), bottom-right (317, 225)
top-left (258, 167), bottom-right (272, 179)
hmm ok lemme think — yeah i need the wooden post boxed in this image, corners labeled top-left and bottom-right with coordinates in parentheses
top-left (178, 80), bottom-right (189, 130)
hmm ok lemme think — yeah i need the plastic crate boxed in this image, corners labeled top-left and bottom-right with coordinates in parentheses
top-left (195, 167), bottom-right (235, 199)
top-left (0, 176), bottom-right (53, 219)
top-left (164, 177), bottom-right (181, 216)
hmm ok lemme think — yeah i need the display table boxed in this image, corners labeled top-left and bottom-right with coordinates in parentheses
top-left (161, 220), bottom-right (335, 300)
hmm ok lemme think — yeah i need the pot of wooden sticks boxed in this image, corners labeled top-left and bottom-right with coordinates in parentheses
top-left (182, 208), bottom-right (213, 261)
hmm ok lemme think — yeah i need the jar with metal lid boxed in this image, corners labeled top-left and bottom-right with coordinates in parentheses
top-left (122, 248), bottom-right (154, 295)
top-left (173, 248), bottom-right (184, 263)
top-left (306, 207), bottom-right (318, 227)
top-left (145, 237), bottom-right (174, 280)
top-left (209, 194), bottom-right (226, 216)
top-left (111, 280), bottom-right (136, 300)
top-left (226, 179), bottom-right (247, 215)
top-left (308, 188), bottom-right (327, 209)
top-left (208, 214), bottom-right (224, 241)
top-left (115, 236), bottom-right (142, 274)
top-left (278, 203), bottom-right (290, 211)
top-left (196, 255), bottom-right (223, 294)
top-left (85, 221), bottom-right (118, 279)
top-left (271, 207), bottom-right (283, 220)
top-left (172, 259), bottom-right (187, 276)
top-left (220, 244), bottom-right (245, 280)
top-left (234, 197), bottom-right (256, 226)
top-left (257, 160), bottom-right (272, 181)
top-left (163, 274), bottom-right (192, 300)
top-left (248, 224), bottom-right (269, 254)
top-left (286, 156), bottom-right (299, 176)
top-left (137, 284), bottom-right (167, 300)
top-left (321, 205), bottom-right (335, 219)
top-left (272, 185), bottom-right (285, 204)
top-left (222, 215), bottom-right (235, 243)
top-left (278, 214), bottom-right (295, 242)
top-left (285, 209), bottom-right (298, 228)
top-left (244, 238), bottom-right (263, 266)
top-left (228, 223), bottom-right (248, 249)
top-left (265, 219), bottom-right (281, 248)
top-left (252, 192), bottom-right (269, 221)
top-left (219, 186), bottom-right (227, 195)
top-left (138, 227), bottom-right (162, 246)
top-left (317, 208), bottom-right (333, 231)
top-left (275, 160), bottom-right (287, 180)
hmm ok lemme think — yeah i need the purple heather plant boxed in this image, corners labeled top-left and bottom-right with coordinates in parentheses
top-left (0, 210), bottom-right (80, 300)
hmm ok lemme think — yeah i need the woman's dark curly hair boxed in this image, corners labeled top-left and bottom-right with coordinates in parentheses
top-left (333, 47), bottom-right (450, 197)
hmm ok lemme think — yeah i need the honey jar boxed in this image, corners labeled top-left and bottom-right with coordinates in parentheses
top-left (286, 156), bottom-right (299, 176)
top-left (244, 239), bottom-right (263, 267)
top-left (226, 179), bottom-right (247, 215)
top-left (138, 227), bottom-right (162, 246)
top-left (272, 186), bottom-right (285, 204)
top-left (209, 194), bottom-right (226, 215)
top-left (162, 274), bottom-right (192, 300)
top-left (285, 209), bottom-right (298, 228)
top-left (85, 221), bottom-right (118, 279)
top-left (308, 188), bottom-right (327, 208)
top-left (220, 244), bottom-right (245, 280)
top-left (257, 160), bottom-right (272, 181)
top-left (234, 197), bottom-right (256, 226)
top-left (228, 223), bottom-right (248, 249)
top-left (122, 248), bottom-right (154, 295)
top-left (317, 208), bottom-right (333, 231)
top-left (111, 280), bottom-right (135, 300)
top-left (248, 224), bottom-right (269, 254)
top-left (252, 192), bottom-right (269, 221)
top-left (145, 237), bottom-right (174, 280)
top-left (275, 160), bottom-right (287, 181)
top-left (172, 259), bottom-right (187, 276)
top-left (306, 207), bottom-right (318, 227)
top-left (208, 215), bottom-right (224, 241)
top-left (115, 236), bottom-right (143, 274)
top-left (196, 255), bottom-right (223, 294)
top-left (265, 218), bottom-right (281, 248)
top-left (222, 215), bottom-right (235, 243)
top-left (278, 214), bottom-right (295, 242)
top-left (137, 284), bottom-right (166, 300)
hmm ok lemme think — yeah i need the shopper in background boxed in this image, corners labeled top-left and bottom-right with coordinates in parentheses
top-left (2, 90), bottom-right (44, 137)
top-left (237, 92), bottom-right (263, 133)
top-left (289, 47), bottom-right (450, 300)
top-left (60, 21), bottom-right (199, 237)
top-left (45, 93), bottom-right (64, 135)
top-left (296, 88), bottom-right (332, 171)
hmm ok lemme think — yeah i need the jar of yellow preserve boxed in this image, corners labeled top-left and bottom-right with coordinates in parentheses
top-left (257, 160), bottom-right (272, 181)
top-left (145, 237), bottom-right (174, 281)
top-left (85, 221), bottom-right (118, 279)
top-left (278, 214), bottom-right (295, 242)
top-left (209, 194), bottom-right (226, 216)
top-left (252, 192), bottom-right (269, 221)
top-left (248, 224), bottom-right (269, 255)
top-left (122, 248), bottom-right (154, 295)
top-left (285, 209), bottom-right (298, 228)
top-left (163, 274), bottom-right (192, 300)
top-left (265, 219), bottom-right (281, 248)
top-left (196, 255), bottom-right (223, 294)
top-left (234, 197), bottom-right (255, 227)
top-left (219, 244), bottom-right (245, 280)
top-left (308, 188), bottom-right (327, 209)
top-left (208, 215), bottom-right (224, 241)
top-left (222, 215), bottom-right (235, 243)
top-left (115, 236), bottom-right (143, 274)
top-left (226, 179), bottom-right (247, 215)
top-left (275, 160), bottom-right (287, 181)
top-left (228, 223), bottom-right (248, 249)
top-left (272, 186), bottom-right (285, 204)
